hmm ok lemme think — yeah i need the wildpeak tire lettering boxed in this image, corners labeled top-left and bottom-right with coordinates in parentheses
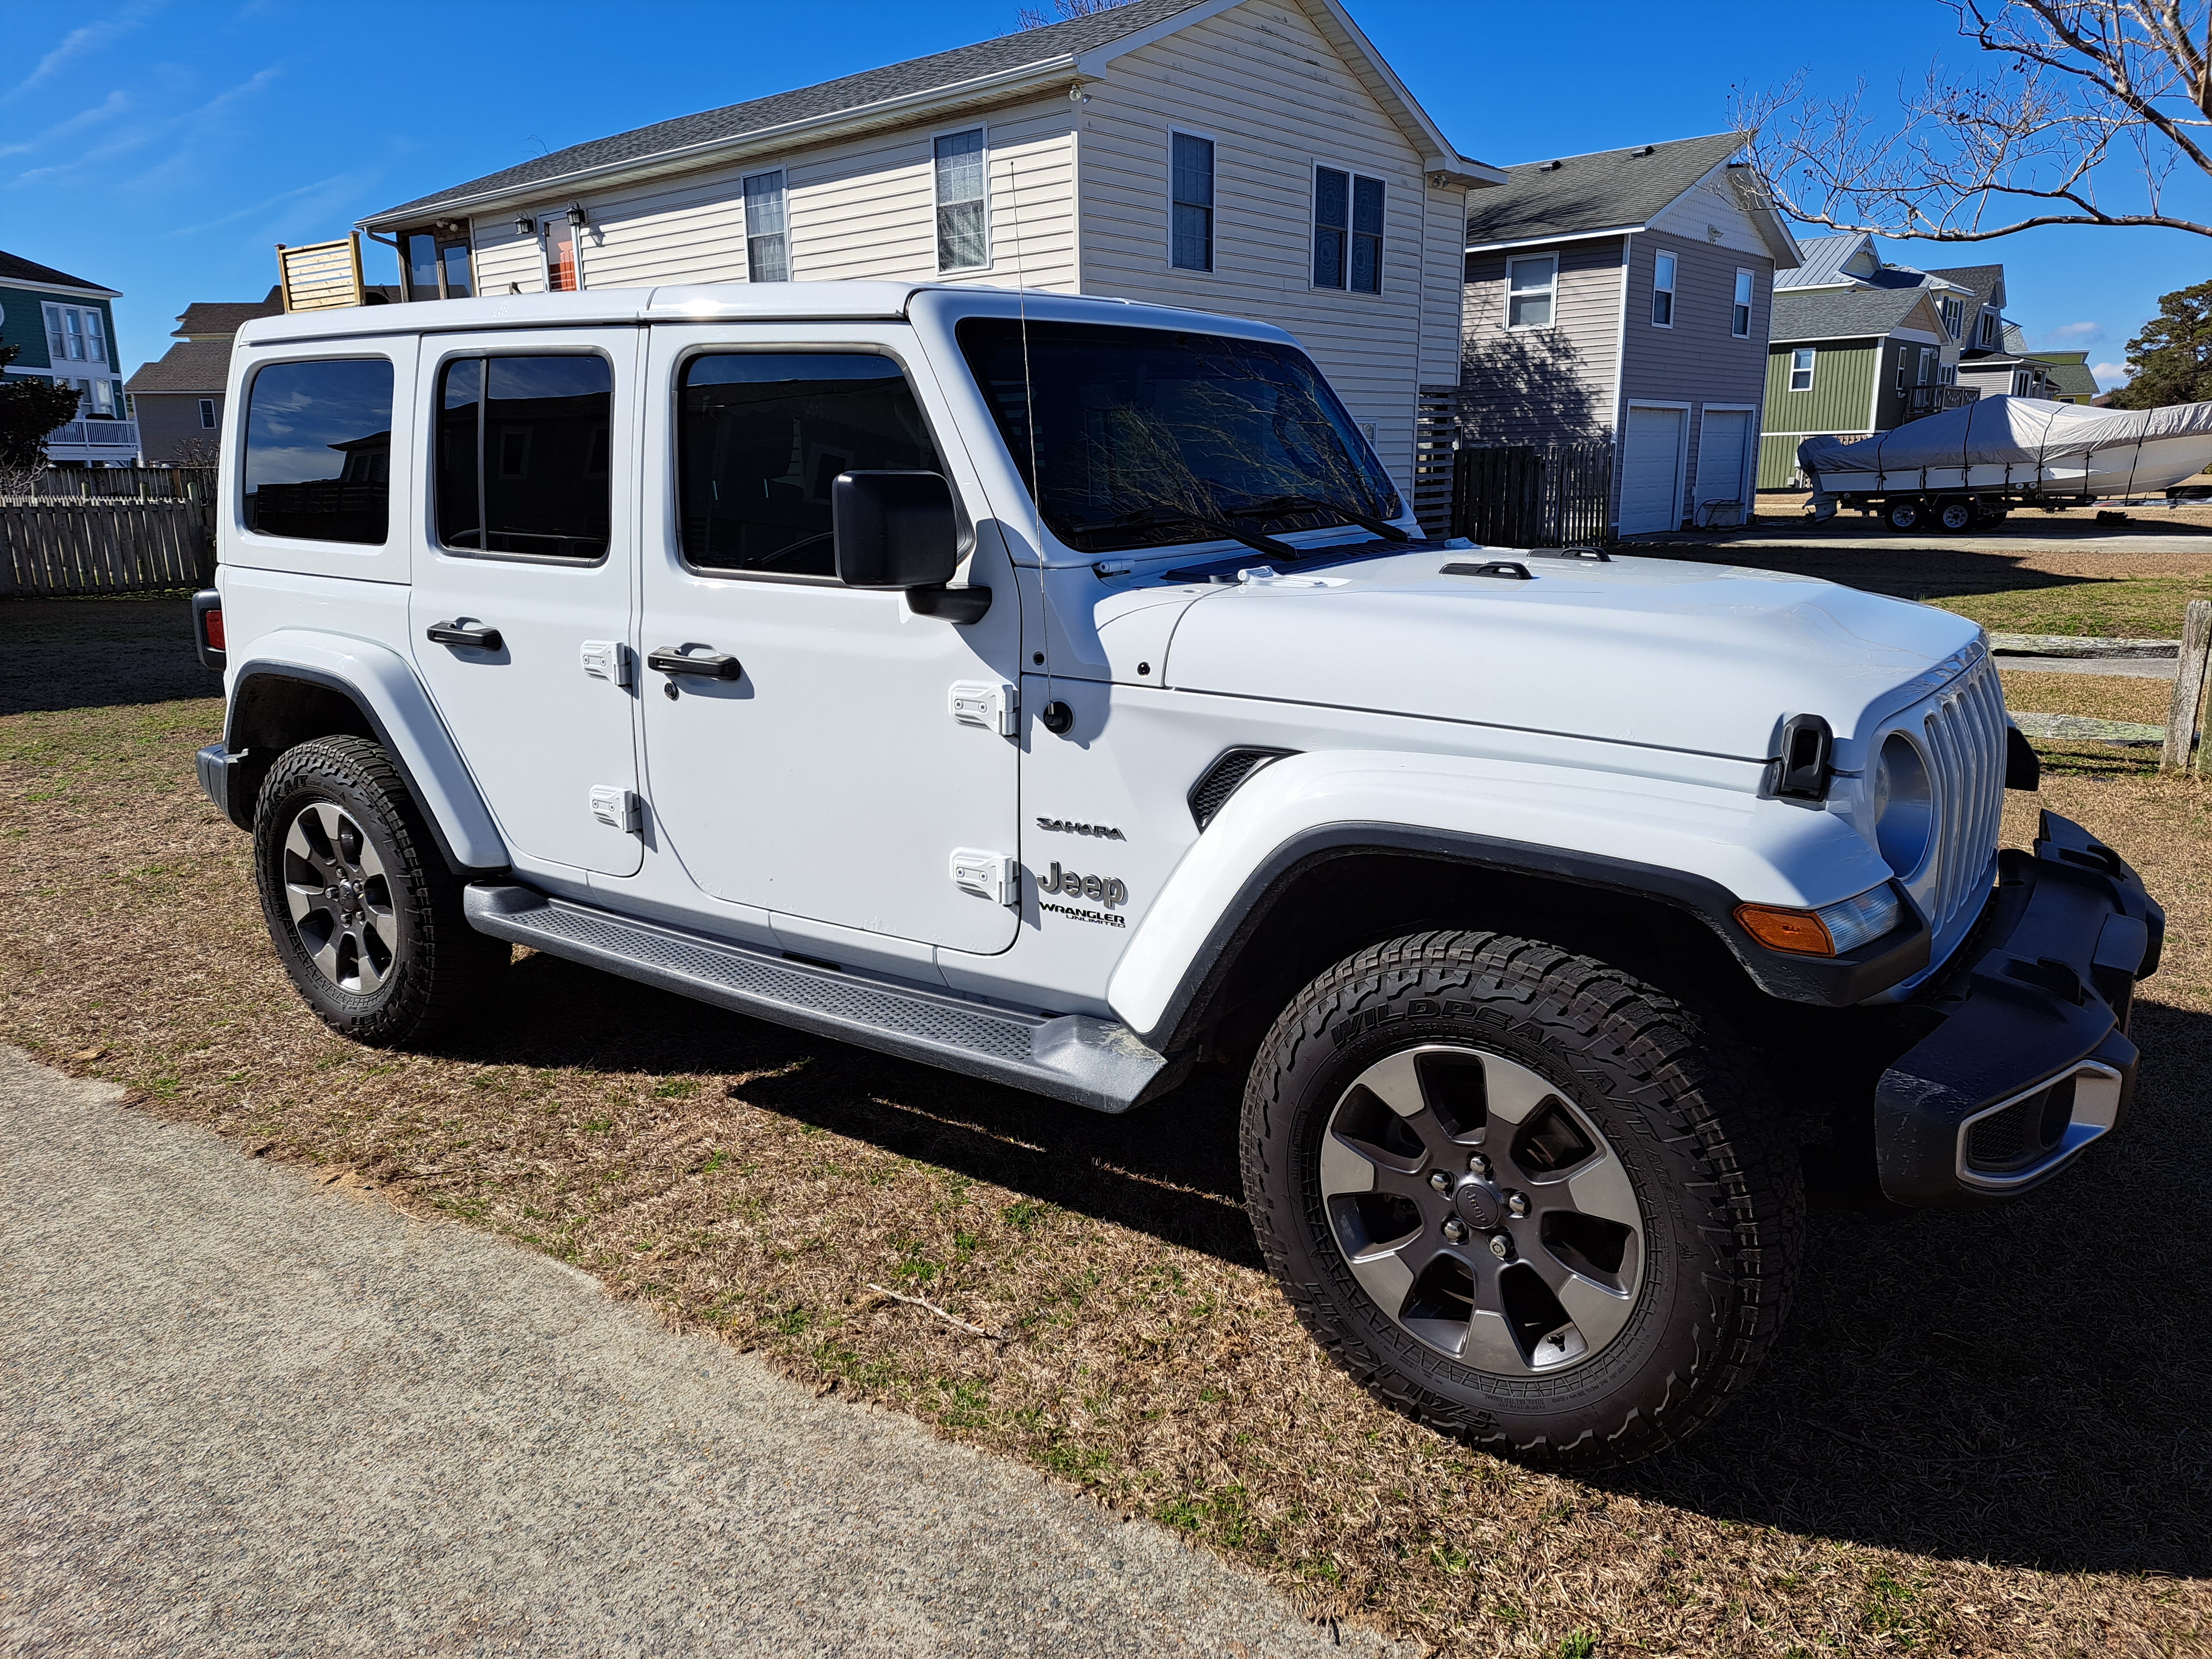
top-left (1038, 862), bottom-right (1127, 908)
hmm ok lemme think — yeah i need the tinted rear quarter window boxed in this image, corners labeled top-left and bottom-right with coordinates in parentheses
top-left (242, 358), bottom-right (395, 544)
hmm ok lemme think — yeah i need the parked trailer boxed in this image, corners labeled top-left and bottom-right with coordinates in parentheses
top-left (1803, 395), bottom-right (2212, 532)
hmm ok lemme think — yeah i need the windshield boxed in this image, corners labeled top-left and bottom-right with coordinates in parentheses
top-left (956, 319), bottom-right (1401, 555)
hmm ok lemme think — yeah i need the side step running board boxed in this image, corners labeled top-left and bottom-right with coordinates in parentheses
top-left (463, 883), bottom-right (1174, 1114)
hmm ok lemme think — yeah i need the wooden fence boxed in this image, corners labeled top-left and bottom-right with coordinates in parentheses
top-left (2, 469), bottom-right (217, 596)
top-left (1450, 442), bottom-right (1613, 548)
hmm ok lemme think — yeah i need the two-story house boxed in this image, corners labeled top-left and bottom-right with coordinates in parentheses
top-left (355, 0), bottom-right (1503, 490)
top-left (0, 250), bottom-right (136, 467)
top-left (1456, 133), bottom-right (1803, 536)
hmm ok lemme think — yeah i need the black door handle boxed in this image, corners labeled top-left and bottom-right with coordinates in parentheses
top-left (648, 648), bottom-right (742, 680)
top-left (427, 620), bottom-right (503, 651)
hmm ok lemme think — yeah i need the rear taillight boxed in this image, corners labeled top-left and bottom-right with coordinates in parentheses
top-left (204, 608), bottom-right (225, 651)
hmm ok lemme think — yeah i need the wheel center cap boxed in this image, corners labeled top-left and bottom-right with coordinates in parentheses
top-left (1452, 1178), bottom-right (1503, 1231)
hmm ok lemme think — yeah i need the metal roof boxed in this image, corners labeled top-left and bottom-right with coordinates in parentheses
top-left (1775, 232), bottom-right (1876, 289)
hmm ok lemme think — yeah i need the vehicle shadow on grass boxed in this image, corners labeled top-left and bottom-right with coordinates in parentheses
top-left (1601, 994), bottom-right (2212, 1578)
top-left (0, 595), bottom-right (219, 715)
top-left (1634, 541), bottom-right (2122, 606)
top-left (455, 953), bottom-right (2209, 1575)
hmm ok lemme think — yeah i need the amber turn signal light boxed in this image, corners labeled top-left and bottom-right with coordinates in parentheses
top-left (1733, 903), bottom-right (1834, 956)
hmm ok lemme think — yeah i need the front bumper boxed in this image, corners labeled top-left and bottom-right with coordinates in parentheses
top-left (1875, 810), bottom-right (2164, 1206)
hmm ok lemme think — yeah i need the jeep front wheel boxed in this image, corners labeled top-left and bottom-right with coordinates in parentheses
top-left (1241, 931), bottom-right (1801, 1471)
top-left (253, 736), bottom-right (507, 1046)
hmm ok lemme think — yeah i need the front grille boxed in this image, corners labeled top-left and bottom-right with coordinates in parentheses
top-left (1918, 657), bottom-right (2009, 937)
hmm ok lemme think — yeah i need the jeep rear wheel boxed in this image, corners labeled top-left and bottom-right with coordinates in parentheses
top-left (253, 736), bottom-right (506, 1046)
top-left (1241, 931), bottom-right (1801, 1471)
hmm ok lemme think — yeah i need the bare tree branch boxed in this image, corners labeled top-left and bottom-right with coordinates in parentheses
top-left (1734, 0), bottom-right (2212, 241)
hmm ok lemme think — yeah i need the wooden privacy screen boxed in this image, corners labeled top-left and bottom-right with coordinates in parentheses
top-left (276, 235), bottom-right (366, 313)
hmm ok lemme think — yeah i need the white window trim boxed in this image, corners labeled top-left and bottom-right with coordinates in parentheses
top-left (1731, 267), bottom-right (1754, 339)
top-left (739, 164), bottom-right (791, 283)
top-left (1788, 347), bottom-right (1816, 392)
top-left (1309, 157), bottom-right (1386, 297)
top-left (1650, 250), bottom-right (1676, 329)
top-left (1165, 125), bottom-right (1218, 276)
top-left (535, 206), bottom-right (586, 292)
top-left (199, 398), bottom-right (218, 429)
top-left (932, 123), bottom-right (993, 275)
top-left (1504, 252), bottom-right (1558, 332)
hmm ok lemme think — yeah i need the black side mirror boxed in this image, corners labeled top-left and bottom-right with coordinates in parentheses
top-left (832, 471), bottom-right (958, 590)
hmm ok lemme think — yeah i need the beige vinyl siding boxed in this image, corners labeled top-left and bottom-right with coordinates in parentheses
top-left (458, 98), bottom-right (1079, 299)
top-left (1458, 239), bottom-right (1623, 443)
top-left (1074, 0), bottom-right (1446, 484)
top-left (1618, 230), bottom-right (1771, 523)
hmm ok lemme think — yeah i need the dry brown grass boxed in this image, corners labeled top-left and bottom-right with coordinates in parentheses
top-left (5, 599), bottom-right (2210, 1658)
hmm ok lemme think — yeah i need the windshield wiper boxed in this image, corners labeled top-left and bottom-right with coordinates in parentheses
top-left (1069, 505), bottom-right (1299, 560)
top-left (1225, 493), bottom-right (1410, 542)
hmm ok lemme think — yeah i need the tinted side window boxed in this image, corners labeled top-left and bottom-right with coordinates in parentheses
top-left (436, 355), bottom-right (612, 560)
top-left (677, 354), bottom-right (940, 575)
top-left (243, 358), bottom-right (394, 544)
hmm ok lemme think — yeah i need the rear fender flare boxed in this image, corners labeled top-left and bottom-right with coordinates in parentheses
top-left (225, 630), bottom-right (508, 874)
top-left (1106, 749), bottom-right (1913, 1049)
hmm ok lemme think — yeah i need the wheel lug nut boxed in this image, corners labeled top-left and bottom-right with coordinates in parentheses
top-left (1427, 1170), bottom-right (1452, 1194)
top-left (1442, 1217), bottom-right (1468, 1243)
top-left (1507, 1192), bottom-right (1531, 1218)
top-left (1467, 1153), bottom-right (1490, 1176)
top-left (1488, 1232), bottom-right (1513, 1261)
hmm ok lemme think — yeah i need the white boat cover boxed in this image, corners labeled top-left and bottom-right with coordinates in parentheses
top-left (1802, 396), bottom-right (2212, 497)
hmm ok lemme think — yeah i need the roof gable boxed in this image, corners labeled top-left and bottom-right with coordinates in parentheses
top-left (0, 249), bottom-right (117, 296)
top-left (1463, 133), bottom-right (1750, 245)
top-left (1771, 285), bottom-right (1948, 343)
top-left (363, 0), bottom-right (1494, 228)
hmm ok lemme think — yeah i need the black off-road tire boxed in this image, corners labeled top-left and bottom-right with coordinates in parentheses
top-left (1241, 930), bottom-right (1802, 1471)
top-left (1885, 498), bottom-right (1924, 531)
top-left (252, 736), bottom-right (506, 1046)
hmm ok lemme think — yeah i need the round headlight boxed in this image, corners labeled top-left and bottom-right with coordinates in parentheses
top-left (1871, 733), bottom-right (1935, 879)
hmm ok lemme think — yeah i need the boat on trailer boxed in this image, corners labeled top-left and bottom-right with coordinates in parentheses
top-left (1802, 396), bottom-right (2212, 531)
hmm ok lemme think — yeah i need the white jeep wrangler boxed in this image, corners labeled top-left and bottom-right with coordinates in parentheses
top-left (193, 283), bottom-right (2160, 1469)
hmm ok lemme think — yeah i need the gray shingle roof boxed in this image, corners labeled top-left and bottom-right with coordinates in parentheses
top-left (1462, 132), bottom-right (1747, 246)
top-left (1927, 265), bottom-right (2003, 310)
top-left (2030, 352), bottom-right (2101, 399)
top-left (369, 0), bottom-right (1208, 223)
top-left (0, 249), bottom-right (113, 294)
top-left (125, 339), bottom-right (233, 396)
top-left (174, 290), bottom-right (284, 338)
top-left (1770, 286), bottom-right (1936, 342)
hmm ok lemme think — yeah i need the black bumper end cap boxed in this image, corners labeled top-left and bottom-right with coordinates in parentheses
top-left (196, 743), bottom-right (252, 833)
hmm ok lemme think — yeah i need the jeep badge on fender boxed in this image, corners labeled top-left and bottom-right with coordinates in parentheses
top-left (194, 281), bottom-right (2161, 1472)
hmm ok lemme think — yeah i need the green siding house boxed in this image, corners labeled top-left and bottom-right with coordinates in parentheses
top-left (0, 249), bottom-right (135, 466)
top-left (1758, 286), bottom-right (1952, 489)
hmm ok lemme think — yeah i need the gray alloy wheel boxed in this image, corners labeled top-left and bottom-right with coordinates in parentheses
top-left (1319, 1043), bottom-right (1643, 1375)
top-left (280, 799), bottom-right (400, 995)
top-left (1936, 499), bottom-right (1975, 532)
top-left (1885, 499), bottom-right (1923, 531)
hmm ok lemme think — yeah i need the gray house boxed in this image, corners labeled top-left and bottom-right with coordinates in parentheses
top-left (1458, 133), bottom-right (1801, 535)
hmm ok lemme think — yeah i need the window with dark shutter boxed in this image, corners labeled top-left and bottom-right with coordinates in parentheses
top-left (1170, 132), bottom-right (1214, 271)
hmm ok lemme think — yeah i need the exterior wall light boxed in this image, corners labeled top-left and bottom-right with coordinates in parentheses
top-left (515, 214), bottom-right (536, 236)
top-left (565, 203), bottom-right (589, 227)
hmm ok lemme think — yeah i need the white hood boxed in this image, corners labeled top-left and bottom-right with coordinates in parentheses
top-left (1158, 551), bottom-right (1982, 763)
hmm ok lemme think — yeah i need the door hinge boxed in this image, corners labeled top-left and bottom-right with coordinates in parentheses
top-left (590, 785), bottom-right (641, 834)
top-left (581, 640), bottom-right (633, 687)
top-left (949, 679), bottom-right (1018, 737)
top-left (950, 848), bottom-right (1018, 908)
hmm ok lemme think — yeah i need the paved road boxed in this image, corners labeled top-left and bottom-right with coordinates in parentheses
top-left (0, 1048), bottom-right (1395, 1658)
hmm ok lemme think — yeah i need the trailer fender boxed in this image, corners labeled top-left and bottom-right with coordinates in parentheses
top-left (1106, 748), bottom-right (1903, 1047)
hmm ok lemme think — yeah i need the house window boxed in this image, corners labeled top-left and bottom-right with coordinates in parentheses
top-left (44, 304), bottom-right (104, 364)
top-left (1311, 167), bottom-right (1383, 293)
top-left (1651, 252), bottom-right (1676, 327)
top-left (1170, 132), bottom-right (1214, 272)
top-left (1732, 269), bottom-right (1753, 338)
top-left (543, 215), bottom-right (578, 291)
top-left (744, 170), bottom-right (789, 282)
top-left (935, 129), bottom-right (988, 271)
top-left (1505, 254), bottom-right (1556, 329)
top-left (199, 398), bottom-right (218, 430)
top-left (1896, 348), bottom-right (1908, 394)
top-left (87, 377), bottom-right (114, 416)
top-left (403, 231), bottom-right (475, 300)
top-left (1789, 348), bottom-right (1815, 392)
top-left (1942, 296), bottom-right (1962, 339)
top-left (1977, 310), bottom-right (1998, 348)
top-left (1918, 347), bottom-right (1935, 385)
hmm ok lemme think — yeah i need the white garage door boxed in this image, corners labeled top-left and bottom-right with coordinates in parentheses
top-left (1694, 409), bottom-right (1751, 520)
top-left (1618, 406), bottom-right (1686, 535)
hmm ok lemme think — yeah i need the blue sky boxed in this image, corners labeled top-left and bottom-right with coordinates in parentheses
top-left (7, 0), bottom-right (2206, 391)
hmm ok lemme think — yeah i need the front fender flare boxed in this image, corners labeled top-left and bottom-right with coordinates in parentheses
top-left (225, 630), bottom-right (508, 874)
top-left (1106, 749), bottom-right (1919, 1048)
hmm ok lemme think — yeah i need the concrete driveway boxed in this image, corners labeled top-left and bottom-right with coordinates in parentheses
top-left (0, 1047), bottom-right (1394, 1658)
